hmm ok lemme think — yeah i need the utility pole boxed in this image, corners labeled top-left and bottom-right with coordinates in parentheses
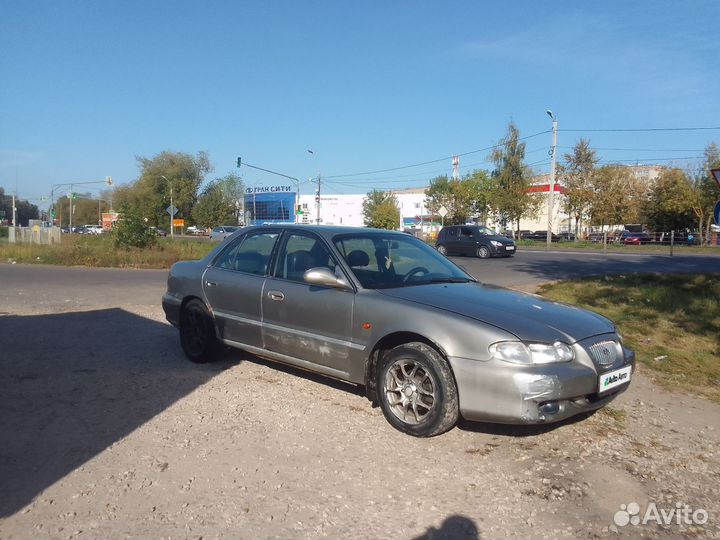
top-left (69, 183), bottom-right (74, 232)
top-left (12, 193), bottom-right (16, 227)
top-left (315, 174), bottom-right (321, 224)
top-left (546, 110), bottom-right (558, 249)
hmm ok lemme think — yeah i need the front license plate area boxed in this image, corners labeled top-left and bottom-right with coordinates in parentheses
top-left (598, 365), bottom-right (632, 393)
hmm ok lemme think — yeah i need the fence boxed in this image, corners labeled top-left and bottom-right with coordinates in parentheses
top-left (8, 226), bottom-right (62, 245)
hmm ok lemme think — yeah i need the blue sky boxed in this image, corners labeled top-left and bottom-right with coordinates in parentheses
top-left (1, 0), bottom-right (718, 206)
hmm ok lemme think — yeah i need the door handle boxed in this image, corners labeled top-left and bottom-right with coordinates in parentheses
top-left (206, 281), bottom-right (217, 287)
top-left (268, 291), bottom-right (285, 301)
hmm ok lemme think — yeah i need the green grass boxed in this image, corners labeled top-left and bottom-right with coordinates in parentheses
top-left (515, 239), bottom-right (720, 254)
top-left (0, 234), bottom-right (215, 269)
top-left (539, 273), bottom-right (720, 402)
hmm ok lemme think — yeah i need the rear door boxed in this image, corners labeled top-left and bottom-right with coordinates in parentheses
top-left (445, 227), bottom-right (460, 254)
top-left (261, 230), bottom-right (355, 375)
top-left (202, 230), bottom-right (280, 347)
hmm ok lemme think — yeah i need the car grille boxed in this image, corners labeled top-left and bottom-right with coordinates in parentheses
top-left (588, 340), bottom-right (620, 367)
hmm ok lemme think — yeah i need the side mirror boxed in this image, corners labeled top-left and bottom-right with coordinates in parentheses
top-left (303, 267), bottom-right (351, 290)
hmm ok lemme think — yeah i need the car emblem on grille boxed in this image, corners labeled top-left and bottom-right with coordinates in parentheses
top-left (589, 340), bottom-right (618, 366)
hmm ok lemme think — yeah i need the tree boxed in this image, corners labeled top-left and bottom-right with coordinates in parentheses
top-left (113, 202), bottom-right (156, 249)
top-left (589, 165), bottom-right (648, 228)
top-left (193, 173), bottom-right (245, 228)
top-left (688, 143), bottom-right (720, 245)
top-left (0, 187), bottom-right (39, 226)
top-left (488, 122), bottom-right (541, 233)
top-left (645, 168), bottom-right (695, 231)
top-left (559, 138), bottom-right (598, 238)
top-left (425, 170), bottom-right (492, 225)
top-left (113, 150), bottom-right (213, 227)
top-left (362, 190), bottom-right (400, 230)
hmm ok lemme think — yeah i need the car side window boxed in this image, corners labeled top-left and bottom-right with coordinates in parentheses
top-left (213, 232), bottom-right (278, 275)
top-left (447, 228), bottom-right (458, 237)
top-left (274, 233), bottom-right (337, 283)
top-left (461, 227), bottom-right (473, 237)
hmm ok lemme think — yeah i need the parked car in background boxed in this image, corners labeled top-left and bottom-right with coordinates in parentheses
top-left (618, 231), bottom-right (651, 245)
top-left (435, 225), bottom-right (516, 258)
top-left (655, 231), bottom-right (697, 245)
top-left (557, 232), bottom-right (576, 241)
top-left (520, 230), bottom-right (560, 242)
top-left (186, 225), bottom-right (206, 236)
top-left (209, 225), bottom-right (239, 241)
top-left (83, 225), bottom-right (103, 235)
top-left (163, 224), bottom-right (634, 437)
top-left (150, 226), bottom-right (168, 237)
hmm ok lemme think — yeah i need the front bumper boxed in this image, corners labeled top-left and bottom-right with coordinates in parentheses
top-left (490, 243), bottom-right (516, 256)
top-left (448, 337), bottom-right (635, 424)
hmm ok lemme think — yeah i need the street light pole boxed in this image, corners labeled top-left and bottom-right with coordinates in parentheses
top-left (307, 150), bottom-right (321, 224)
top-left (161, 176), bottom-right (174, 238)
top-left (546, 110), bottom-right (558, 250)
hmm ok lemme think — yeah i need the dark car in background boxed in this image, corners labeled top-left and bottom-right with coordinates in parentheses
top-left (520, 230), bottom-right (561, 242)
top-left (436, 225), bottom-right (516, 258)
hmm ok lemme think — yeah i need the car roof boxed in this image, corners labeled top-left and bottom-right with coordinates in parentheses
top-left (239, 224), bottom-right (407, 241)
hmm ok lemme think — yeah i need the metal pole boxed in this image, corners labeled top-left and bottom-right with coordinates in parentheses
top-left (547, 116), bottom-right (558, 249)
top-left (670, 230), bottom-right (675, 257)
top-left (12, 193), bottom-right (16, 227)
top-left (170, 182), bottom-right (174, 238)
top-left (315, 174), bottom-right (321, 224)
top-left (69, 184), bottom-right (73, 232)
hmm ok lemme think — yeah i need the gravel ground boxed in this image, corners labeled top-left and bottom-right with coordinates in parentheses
top-left (1, 269), bottom-right (719, 539)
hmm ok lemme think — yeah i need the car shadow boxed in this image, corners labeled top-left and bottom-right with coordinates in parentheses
top-left (0, 308), bottom-right (239, 518)
top-left (456, 410), bottom-right (595, 437)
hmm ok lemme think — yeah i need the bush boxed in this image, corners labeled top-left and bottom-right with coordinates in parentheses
top-left (0, 226), bottom-right (7, 239)
top-left (113, 204), bottom-right (157, 249)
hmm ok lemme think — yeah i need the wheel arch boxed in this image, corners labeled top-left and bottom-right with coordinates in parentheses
top-left (364, 331), bottom-right (454, 402)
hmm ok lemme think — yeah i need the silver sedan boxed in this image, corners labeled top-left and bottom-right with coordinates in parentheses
top-left (162, 225), bottom-right (634, 437)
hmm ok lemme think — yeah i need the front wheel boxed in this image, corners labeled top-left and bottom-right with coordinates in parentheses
top-left (477, 245), bottom-right (491, 259)
top-left (179, 299), bottom-right (221, 363)
top-left (377, 342), bottom-right (459, 437)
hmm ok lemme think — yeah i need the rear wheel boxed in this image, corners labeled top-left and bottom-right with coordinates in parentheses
top-left (477, 245), bottom-right (491, 259)
top-left (180, 299), bottom-right (220, 363)
top-left (377, 342), bottom-right (458, 437)
top-left (437, 245), bottom-right (447, 256)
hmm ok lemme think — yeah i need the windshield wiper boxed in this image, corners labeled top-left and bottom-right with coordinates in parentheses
top-left (429, 277), bottom-right (475, 283)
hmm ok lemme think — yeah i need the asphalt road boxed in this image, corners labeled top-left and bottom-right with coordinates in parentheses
top-left (2, 250), bottom-right (719, 312)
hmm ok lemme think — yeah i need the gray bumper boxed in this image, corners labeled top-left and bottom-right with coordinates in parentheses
top-left (162, 293), bottom-right (182, 327)
top-left (449, 346), bottom-right (635, 424)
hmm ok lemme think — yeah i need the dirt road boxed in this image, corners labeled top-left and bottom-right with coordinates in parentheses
top-left (1, 265), bottom-right (718, 539)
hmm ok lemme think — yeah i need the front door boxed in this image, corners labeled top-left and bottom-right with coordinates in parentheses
top-left (261, 231), bottom-right (355, 375)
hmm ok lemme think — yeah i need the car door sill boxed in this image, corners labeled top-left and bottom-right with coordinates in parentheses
top-left (222, 339), bottom-right (351, 381)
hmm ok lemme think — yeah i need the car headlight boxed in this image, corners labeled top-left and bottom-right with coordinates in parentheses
top-left (490, 240), bottom-right (503, 247)
top-left (489, 341), bottom-right (574, 364)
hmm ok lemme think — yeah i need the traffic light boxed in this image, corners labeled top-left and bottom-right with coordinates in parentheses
top-left (237, 157), bottom-right (242, 168)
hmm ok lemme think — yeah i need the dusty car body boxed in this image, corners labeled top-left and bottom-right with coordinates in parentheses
top-left (163, 225), bottom-right (634, 436)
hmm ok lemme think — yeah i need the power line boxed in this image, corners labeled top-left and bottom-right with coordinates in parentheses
top-left (559, 126), bottom-right (720, 133)
top-left (323, 129), bottom-right (551, 179)
top-left (558, 146), bottom-right (705, 152)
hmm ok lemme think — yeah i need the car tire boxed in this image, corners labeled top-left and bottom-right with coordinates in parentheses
top-left (179, 299), bottom-right (221, 363)
top-left (377, 342), bottom-right (459, 437)
top-left (437, 245), bottom-right (448, 256)
top-left (477, 245), bottom-right (491, 259)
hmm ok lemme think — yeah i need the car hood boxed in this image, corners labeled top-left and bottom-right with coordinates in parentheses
top-left (481, 234), bottom-right (514, 244)
top-left (377, 282), bottom-right (614, 343)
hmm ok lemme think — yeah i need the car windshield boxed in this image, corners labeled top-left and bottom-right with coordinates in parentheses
top-left (474, 226), bottom-right (497, 236)
top-left (224, 226), bottom-right (238, 232)
top-left (334, 233), bottom-right (475, 289)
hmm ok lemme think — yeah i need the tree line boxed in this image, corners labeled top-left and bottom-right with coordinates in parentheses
top-left (362, 122), bottom-right (720, 245)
